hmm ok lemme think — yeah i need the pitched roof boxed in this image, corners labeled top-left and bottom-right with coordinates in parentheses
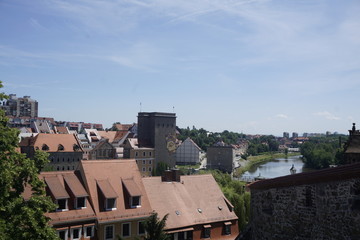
top-left (345, 135), bottom-right (360, 153)
top-left (249, 162), bottom-right (360, 190)
top-left (19, 133), bottom-right (83, 153)
top-left (79, 160), bottom-right (153, 223)
top-left (97, 131), bottom-right (117, 143)
top-left (55, 126), bottom-right (69, 134)
top-left (142, 174), bottom-right (238, 230)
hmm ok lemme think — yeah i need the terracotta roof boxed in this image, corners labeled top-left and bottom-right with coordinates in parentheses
top-left (142, 174), bottom-right (238, 230)
top-left (79, 160), bottom-right (153, 223)
top-left (55, 126), bottom-right (69, 134)
top-left (113, 130), bottom-right (129, 143)
top-left (97, 179), bottom-right (118, 199)
top-left (19, 133), bottom-right (83, 153)
top-left (122, 178), bottom-right (142, 196)
top-left (39, 171), bottom-right (96, 225)
top-left (249, 162), bottom-right (360, 190)
top-left (98, 131), bottom-right (117, 142)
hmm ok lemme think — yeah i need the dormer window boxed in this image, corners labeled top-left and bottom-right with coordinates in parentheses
top-left (56, 198), bottom-right (68, 211)
top-left (58, 144), bottom-right (64, 151)
top-left (131, 196), bottom-right (141, 208)
top-left (42, 144), bottom-right (49, 151)
top-left (106, 198), bottom-right (117, 210)
top-left (73, 144), bottom-right (80, 151)
top-left (75, 197), bottom-right (86, 209)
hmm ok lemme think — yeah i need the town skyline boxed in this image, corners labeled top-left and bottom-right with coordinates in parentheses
top-left (1, 0), bottom-right (359, 136)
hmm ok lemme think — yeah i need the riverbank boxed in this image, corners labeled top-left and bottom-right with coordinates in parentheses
top-left (234, 152), bottom-right (300, 177)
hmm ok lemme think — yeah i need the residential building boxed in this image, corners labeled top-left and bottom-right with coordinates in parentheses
top-left (207, 144), bottom-right (234, 173)
top-left (248, 163), bottom-right (360, 240)
top-left (137, 112), bottom-right (177, 167)
top-left (175, 137), bottom-right (202, 165)
top-left (31, 119), bottom-right (53, 133)
top-left (19, 133), bottom-right (84, 171)
top-left (79, 159), bottom-right (153, 240)
top-left (143, 169), bottom-right (239, 240)
top-left (283, 132), bottom-right (289, 138)
top-left (0, 94), bottom-right (38, 117)
top-left (89, 139), bottom-right (116, 160)
top-left (84, 129), bottom-right (101, 147)
top-left (123, 138), bottom-right (155, 177)
top-left (292, 132), bottom-right (298, 138)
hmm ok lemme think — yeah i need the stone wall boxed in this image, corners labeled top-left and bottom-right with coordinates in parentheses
top-left (251, 178), bottom-right (360, 240)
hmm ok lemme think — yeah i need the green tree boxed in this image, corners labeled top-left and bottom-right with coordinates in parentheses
top-left (0, 81), bottom-right (57, 240)
top-left (144, 212), bottom-right (170, 240)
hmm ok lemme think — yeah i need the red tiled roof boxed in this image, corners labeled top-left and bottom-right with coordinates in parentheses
top-left (249, 162), bottom-right (360, 190)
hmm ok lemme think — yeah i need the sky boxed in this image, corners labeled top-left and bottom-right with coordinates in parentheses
top-left (1, 0), bottom-right (360, 136)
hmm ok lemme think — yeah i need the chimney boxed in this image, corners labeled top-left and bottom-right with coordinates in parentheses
top-left (161, 169), bottom-right (181, 182)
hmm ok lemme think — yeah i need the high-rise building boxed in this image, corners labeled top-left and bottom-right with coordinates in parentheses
top-left (292, 132), bottom-right (299, 138)
top-left (0, 94), bottom-right (38, 117)
top-left (283, 132), bottom-right (290, 138)
top-left (137, 112), bottom-right (176, 167)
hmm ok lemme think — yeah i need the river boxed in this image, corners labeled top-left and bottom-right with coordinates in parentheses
top-left (240, 155), bottom-right (306, 181)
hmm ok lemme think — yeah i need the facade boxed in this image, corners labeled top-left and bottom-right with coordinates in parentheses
top-left (175, 137), bottom-right (202, 165)
top-left (283, 132), bottom-right (289, 138)
top-left (0, 94), bottom-right (38, 117)
top-left (19, 133), bottom-right (84, 171)
top-left (79, 160), bottom-right (153, 240)
top-left (143, 170), bottom-right (239, 240)
top-left (345, 123), bottom-right (360, 164)
top-left (207, 145), bottom-right (234, 173)
top-left (89, 139), bottom-right (116, 160)
top-left (123, 138), bottom-right (155, 177)
top-left (248, 163), bottom-right (360, 240)
top-left (31, 119), bottom-right (53, 133)
top-left (292, 132), bottom-right (299, 138)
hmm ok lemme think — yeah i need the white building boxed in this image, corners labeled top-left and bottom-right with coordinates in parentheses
top-left (175, 137), bottom-right (202, 165)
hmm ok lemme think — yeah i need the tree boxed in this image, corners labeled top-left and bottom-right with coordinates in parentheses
top-left (144, 212), bottom-right (170, 240)
top-left (0, 81), bottom-right (58, 239)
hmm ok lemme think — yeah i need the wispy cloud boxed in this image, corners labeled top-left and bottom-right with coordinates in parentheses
top-left (275, 114), bottom-right (289, 119)
top-left (314, 111), bottom-right (340, 120)
top-left (29, 18), bottom-right (47, 31)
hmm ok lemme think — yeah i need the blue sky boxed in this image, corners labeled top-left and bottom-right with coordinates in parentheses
top-left (1, 0), bottom-right (359, 136)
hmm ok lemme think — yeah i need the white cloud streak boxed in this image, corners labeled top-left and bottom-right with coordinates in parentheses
top-left (314, 111), bottom-right (340, 120)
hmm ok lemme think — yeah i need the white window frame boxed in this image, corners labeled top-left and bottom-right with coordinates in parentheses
top-left (71, 227), bottom-right (82, 240)
top-left (131, 196), bottom-right (141, 208)
top-left (122, 222), bottom-right (131, 238)
top-left (57, 229), bottom-right (68, 240)
top-left (105, 198), bottom-right (117, 211)
top-left (75, 197), bottom-right (86, 209)
top-left (104, 225), bottom-right (114, 240)
top-left (56, 198), bottom-right (68, 212)
top-left (84, 225), bottom-right (95, 238)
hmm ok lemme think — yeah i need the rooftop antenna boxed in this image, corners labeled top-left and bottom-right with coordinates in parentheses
top-left (140, 102), bottom-right (142, 112)
top-left (173, 106), bottom-right (175, 113)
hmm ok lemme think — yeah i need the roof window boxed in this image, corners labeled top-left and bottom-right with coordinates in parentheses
top-left (42, 144), bottom-right (49, 151)
top-left (58, 144), bottom-right (64, 151)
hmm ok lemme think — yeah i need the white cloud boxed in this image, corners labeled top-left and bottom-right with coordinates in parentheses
top-left (314, 111), bottom-right (340, 120)
top-left (275, 114), bottom-right (288, 119)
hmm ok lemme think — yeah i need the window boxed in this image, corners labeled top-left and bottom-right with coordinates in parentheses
top-left (105, 225), bottom-right (114, 240)
top-left (75, 197), bottom-right (86, 209)
top-left (148, 167), bottom-right (152, 172)
top-left (135, 151), bottom-right (138, 157)
top-left (203, 227), bottom-right (211, 238)
top-left (143, 160), bottom-right (146, 165)
top-left (106, 198), bottom-right (116, 210)
top-left (84, 225), bottom-right (94, 238)
top-left (57, 229), bottom-right (68, 240)
top-left (58, 144), bottom-right (64, 151)
top-left (149, 152), bottom-right (152, 157)
top-left (138, 221), bottom-right (145, 235)
top-left (224, 224), bottom-right (231, 235)
top-left (56, 199), bottom-right (68, 211)
top-left (42, 144), bottom-right (49, 151)
top-left (149, 160), bottom-right (152, 164)
top-left (122, 223), bottom-right (131, 238)
top-left (142, 167), bottom-right (146, 172)
top-left (143, 151), bottom-right (146, 157)
top-left (71, 227), bottom-right (82, 240)
top-left (131, 196), bottom-right (141, 208)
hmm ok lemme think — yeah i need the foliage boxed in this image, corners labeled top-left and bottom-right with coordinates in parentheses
top-left (177, 126), bottom-right (246, 151)
top-left (200, 170), bottom-right (251, 231)
top-left (144, 212), bottom-right (170, 240)
top-left (247, 135), bottom-right (279, 156)
top-left (153, 162), bottom-right (169, 176)
top-left (301, 136), bottom-right (345, 169)
top-left (0, 81), bottom-right (58, 240)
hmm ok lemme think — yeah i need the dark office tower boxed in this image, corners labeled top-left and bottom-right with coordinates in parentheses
top-left (137, 112), bottom-right (176, 167)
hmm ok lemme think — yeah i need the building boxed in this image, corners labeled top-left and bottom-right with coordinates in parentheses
top-left (248, 163), bottom-right (360, 240)
top-left (137, 112), bottom-right (177, 167)
top-left (123, 138), bottom-right (155, 177)
top-left (283, 132), bottom-right (289, 138)
top-left (30, 119), bottom-right (53, 133)
top-left (175, 137), bottom-right (202, 165)
top-left (19, 133), bottom-right (84, 171)
top-left (35, 171), bottom-right (97, 240)
top-left (79, 159), bottom-right (153, 240)
top-left (344, 123), bottom-right (360, 164)
top-left (0, 94), bottom-right (38, 117)
top-left (143, 169), bottom-right (239, 240)
top-left (89, 139), bottom-right (116, 160)
top-left (207, 144), bottom-right (234, 173)
top-left (292, 132), bottom-right (298, 139)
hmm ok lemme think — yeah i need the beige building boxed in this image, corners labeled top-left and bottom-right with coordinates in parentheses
top-left (124, 138), bottom-right (155, 177)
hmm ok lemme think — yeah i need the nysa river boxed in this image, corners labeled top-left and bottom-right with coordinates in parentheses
top-left (240, 155), bottom-right (306, 181)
